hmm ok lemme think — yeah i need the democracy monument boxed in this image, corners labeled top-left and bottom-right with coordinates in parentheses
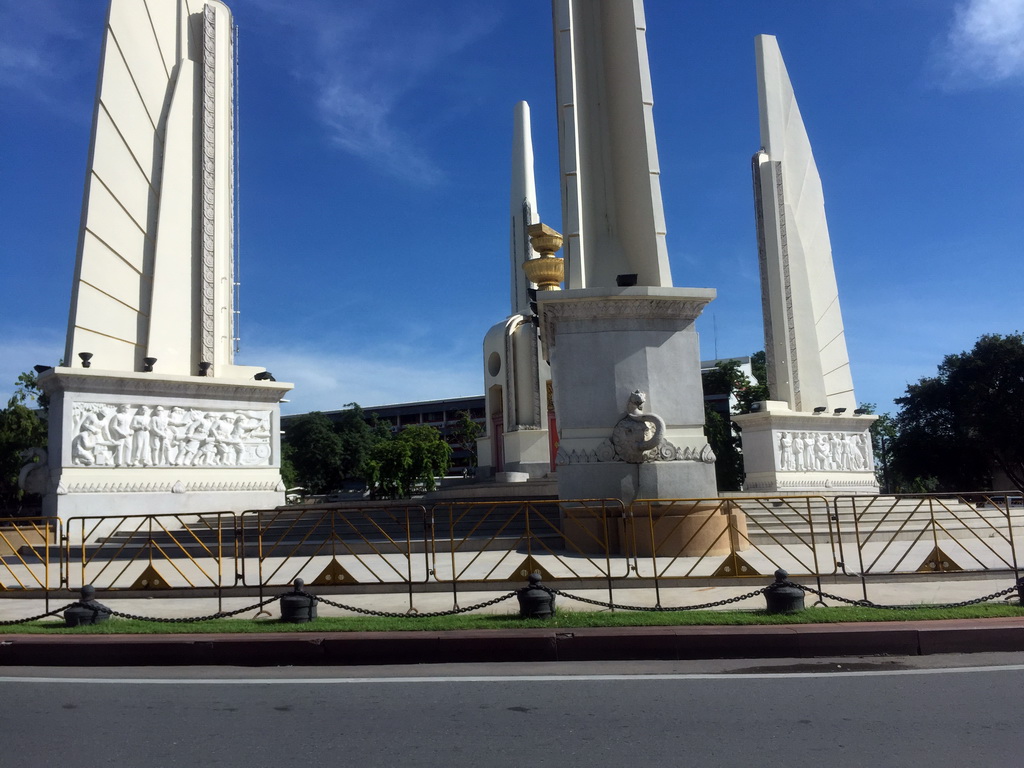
top-left (33, 0), bottom-right (292, 519)
top-left (25, 0), bottom-right (878, 522)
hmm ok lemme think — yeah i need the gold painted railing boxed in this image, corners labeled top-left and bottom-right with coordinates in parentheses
top-left (0, 493), bottom-right (1020, 599)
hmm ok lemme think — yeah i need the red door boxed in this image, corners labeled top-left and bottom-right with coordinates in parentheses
top-left (492, 414), bottom-right (504, 473)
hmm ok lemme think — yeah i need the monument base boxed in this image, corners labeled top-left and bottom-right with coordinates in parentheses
top-left (732, 401), bottom-right (879, 495)
top-left (560, 500), bottom-right (749, 557)
top-left (628, 501), bottom-right (749, 557)
top-left (37, 367), bottom-right (293, 522)
top-left (538, 287), bottom-right (719, 503)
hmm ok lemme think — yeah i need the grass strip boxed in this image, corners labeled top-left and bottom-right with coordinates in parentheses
top-left (1, 603), bottom-right (1021, 635)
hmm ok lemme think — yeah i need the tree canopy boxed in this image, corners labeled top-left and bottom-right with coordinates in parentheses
top-left (283, 404), bottom-right (452, 500)
top-left (366, 424), bottom-right (452, 499)
top-left (890, 333), bottom-right (1024, 492)
top-left (701, 353), bottom-right (770, 491)
top-left (0, 372), bottom-right (48, 513)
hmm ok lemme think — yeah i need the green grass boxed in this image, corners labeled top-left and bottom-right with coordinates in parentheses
top-left (2, 603), bottom-right (1022, 635)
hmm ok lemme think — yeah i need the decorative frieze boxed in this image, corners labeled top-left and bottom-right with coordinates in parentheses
top-left (56, 479), bottom-right (285, 495)
top-left (201, 4), bottom-right (217, 366)
top-left (542, 296), bottom-right (711, 326)
top-left (70, 402), bottom-right (272, 468)
top-left (776, 430), bottom-right (873, 473)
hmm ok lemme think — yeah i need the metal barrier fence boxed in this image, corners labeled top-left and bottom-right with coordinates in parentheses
top-left (1, 493), bottom-right (1021, 603)
top-left (63, 512), bottom-right (237, 591)
top-left (240, 505), bottom-right (429, 588)
top-left (831, 493), bottom-right (1022, 600)
top-left (0, 517), bottom-right (58, 591)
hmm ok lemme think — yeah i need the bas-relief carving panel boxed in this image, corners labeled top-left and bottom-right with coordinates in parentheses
top-left (775, 430), bottom-right (873, 473)
top-left (70, 402), bottom-right (272, 468)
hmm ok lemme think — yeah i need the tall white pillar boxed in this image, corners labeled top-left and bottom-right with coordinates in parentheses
top-left (735, 35), bottom-right (877, 495)
top-left (39, 0), bottom-right (292, 519)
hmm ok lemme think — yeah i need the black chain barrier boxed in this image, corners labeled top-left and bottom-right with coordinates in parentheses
top-left (0, 580), bottom-right (1019, 625)
top-left (545, 580), bottom-right (1022, 613)
top-left (0, 595), bottom-right (282, 626)
top-left (543, 585), bottom-right (773, 612)
top-left (781, 580), bottom-right (1022, 611)
top-left (101, 595), bottom-right (283, 623)
top-left (308, 590), bottom-right (519, 619)
top-left (0, 604), bottom-right (81, 627)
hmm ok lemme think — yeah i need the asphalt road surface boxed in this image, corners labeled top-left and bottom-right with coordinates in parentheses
top-left (2, 655), bottom-right (1021, 767)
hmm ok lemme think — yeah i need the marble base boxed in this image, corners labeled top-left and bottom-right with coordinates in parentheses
top-left (732, 401), bottom-right (879, 495)
top-left (538, 287), bottom-right (719, 503)
top-left (37, 367), bottom-right (293, 521)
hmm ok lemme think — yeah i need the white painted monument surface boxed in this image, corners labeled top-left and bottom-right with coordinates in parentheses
top-left (752, 34), bottom-right (855, 414)
top-left (37, 0), bottom-right (292, 519)
top-left (479, 102), bottom-right (554, 480)
top-left (735, 36), bottom-right (877, 495)
top-left (539, 0), bottom-right (718, 502)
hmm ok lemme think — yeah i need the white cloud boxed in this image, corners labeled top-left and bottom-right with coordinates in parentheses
top-left (937, 0), bottom-right (1024, 87)
top-left (0, 0), bottom-right (90, 101)
top-left (248, 0), bottom-right (501, 186)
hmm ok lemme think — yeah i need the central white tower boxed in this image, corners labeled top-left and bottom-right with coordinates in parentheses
top-left (537, 0), bottom-right (718, 502)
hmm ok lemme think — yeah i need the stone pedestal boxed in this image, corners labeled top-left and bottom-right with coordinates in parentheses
top-left (732, 401), bottom-right (879, 495)
top-left (37, 368), bottom-right (293, 521)
top-left (538, 287), bottom-right (718, 503)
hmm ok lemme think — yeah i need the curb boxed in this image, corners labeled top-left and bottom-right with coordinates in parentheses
top-left (3, 618), bottom-right (1024, 666)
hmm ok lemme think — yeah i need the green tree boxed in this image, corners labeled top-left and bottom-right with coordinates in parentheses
top-left (367, 424), bottom-right (452, 499)
top-left (700, 354), bottom-right (770, 491)
top-left (451, 410), bottom-right (482, 468)
top-left (702, 357), bottom-right (769, 415)
top-left (704, 403), bottom-right (742, 492)
top-left (333, 403), bottom-right (384, 481)
top-left (890, 333), bottom-right (1024, 492)
top-left (281, 412), bottom-right (346, 495)
top-left (857, 403), bottom-right (899, 493)
top-left (1, 372), bottom-right (49, 513)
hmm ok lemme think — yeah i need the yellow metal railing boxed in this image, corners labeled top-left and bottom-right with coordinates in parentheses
top-left (3, 493), bottom-right (1020, 599)
top-left (0, 517), bottom-right (59, 590)
top-left (429, 500), bottom-right (627, 584)
top-left (63, 512), bottom-right (235, 590)
top-left (241, 504), bottom-right (429, 588)
top-left (833, 492), bottom-right (1021, 577)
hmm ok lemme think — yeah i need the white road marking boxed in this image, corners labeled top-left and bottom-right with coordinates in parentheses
top-left (3, 664), bottom-right (1024, 684)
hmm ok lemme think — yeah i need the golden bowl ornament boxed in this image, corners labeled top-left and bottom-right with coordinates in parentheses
top-left (525, 222), bottom-right (564, 291)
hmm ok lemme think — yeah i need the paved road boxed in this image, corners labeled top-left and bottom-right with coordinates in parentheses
top-left (3, 655), bottom-right (1022, 767)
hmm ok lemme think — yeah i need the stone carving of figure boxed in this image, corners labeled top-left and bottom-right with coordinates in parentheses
top-left (178, 411), bottom-right (213, 466)
top-left (778, 431), bottom-right (794, 471)
top-left (849, 434), bottom-right (864, 470)
top-left (228, 413), bottom-right (258, 464)
top-left (813, 433), bottom-right (829, 471)
top-left (149, 406), bottom-right (174, 466)
top-left (838, 433), bottom-right (851, 470)
top-left (72, 404), bottom-right (105, 466)
top-left (109, 404), bottom-right (134, 466)
top-left (130, 405), bottom-right (152, 466)
top-left (801, 432), bottom-right (814, 470)
top-left (212, 414), bottom-right (237, 465)
top-left (791, 432), bottom-right (805, 471)
top-left (859, 434), bottom-right (873, 470)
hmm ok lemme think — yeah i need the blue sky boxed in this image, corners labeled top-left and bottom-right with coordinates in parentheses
top-left (2, 0), bottom-right (1022, 417)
